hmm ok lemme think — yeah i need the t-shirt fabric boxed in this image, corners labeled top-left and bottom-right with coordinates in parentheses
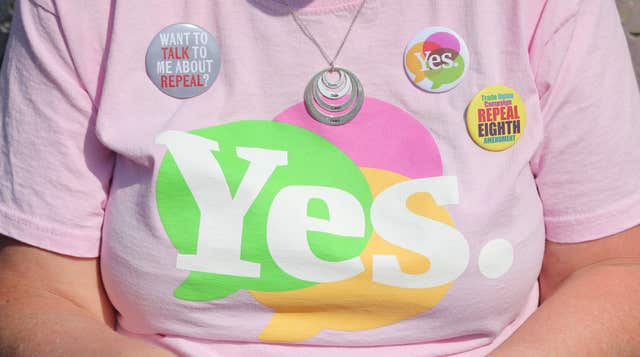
top-left (1, 0), bottom-right (639, 356)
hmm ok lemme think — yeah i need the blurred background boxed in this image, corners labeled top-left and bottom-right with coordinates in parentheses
top-left (0, 0), bottom-right (11, 62)
top-left (619, 0), bottom-right (640, 82)
top-left (0, 0), bottom-right (639, 82)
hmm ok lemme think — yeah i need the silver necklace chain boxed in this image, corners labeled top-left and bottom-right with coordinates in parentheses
top-left (285, 0), bottom-right (366, 71)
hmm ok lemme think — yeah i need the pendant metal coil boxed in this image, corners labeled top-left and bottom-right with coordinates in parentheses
top-left (304, 67), bottom-right (364, 126)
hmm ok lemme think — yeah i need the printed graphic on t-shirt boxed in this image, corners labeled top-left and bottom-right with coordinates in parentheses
top-left (154, 98), bottom-right (501, 342)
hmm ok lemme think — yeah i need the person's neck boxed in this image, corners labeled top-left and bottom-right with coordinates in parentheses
top-left (258, 0), bottom-right (365, 14)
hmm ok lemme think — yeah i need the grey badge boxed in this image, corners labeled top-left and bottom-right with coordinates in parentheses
top-left (146, 23), bottom-right (221, 99)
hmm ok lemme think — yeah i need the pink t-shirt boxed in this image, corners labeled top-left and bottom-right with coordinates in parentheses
top-left (1, 0), bottom-right (639, 356)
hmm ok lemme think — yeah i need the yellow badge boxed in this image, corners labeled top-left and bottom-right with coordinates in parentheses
top-left (466, 85), bottom-right (526, 151)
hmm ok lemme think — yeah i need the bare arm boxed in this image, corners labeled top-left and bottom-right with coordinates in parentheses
top-left (0, 235), bottom-right (175, 357)
top-left (489, 225), bottom-right (640, 356)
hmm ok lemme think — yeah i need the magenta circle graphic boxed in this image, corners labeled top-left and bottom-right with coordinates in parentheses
top-left (423, 31), bottom-right (461, 54)
top-left (274, 97), bottom-right (443, 179)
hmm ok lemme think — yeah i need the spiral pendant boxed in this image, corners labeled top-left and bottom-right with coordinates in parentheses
top-left (304, 67), bottom-right (364, 126)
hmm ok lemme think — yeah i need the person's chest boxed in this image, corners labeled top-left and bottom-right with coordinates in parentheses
top-left (96, 0), bottom-right (547, 348)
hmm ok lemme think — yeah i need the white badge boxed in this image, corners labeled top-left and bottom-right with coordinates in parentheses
top-left (404, 27), bottom-right (470, 93)
top-left (146, 23), bottom-right (221, 99)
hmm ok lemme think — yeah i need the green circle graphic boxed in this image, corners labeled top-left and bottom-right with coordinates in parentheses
top-left (156, 120), bottom-right (373, 301)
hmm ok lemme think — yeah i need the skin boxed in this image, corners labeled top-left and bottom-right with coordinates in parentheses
top-left (0, 226), bottom-right (638, 355)
top-left (490, 224), bottom-right (640, 356)
top-left (0, 236), bottom-right (176, 357)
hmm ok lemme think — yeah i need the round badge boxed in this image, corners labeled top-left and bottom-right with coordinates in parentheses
top-left (404, 27), bottom-right (470, 93)
top-left (146, 23), bottom-right (221, 99)
top-left (466, 85), bottom-right (526, 151)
